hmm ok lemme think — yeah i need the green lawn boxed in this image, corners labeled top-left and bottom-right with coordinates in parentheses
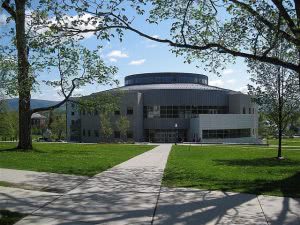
top-left (0, 210), bottom-right (26, 225)
top-left (0, 142), bottom-right (154, 176)
top-left (163, 145), bottom-right (300, 197)
top-left (268, 138), bottom-right (300, 146)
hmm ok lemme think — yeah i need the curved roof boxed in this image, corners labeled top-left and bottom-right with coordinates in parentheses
top-left (125, 72), bottom-right (208, 86)
top-left (117, 83), bottom-right (236, 92)
top-left (31, 113), bottom-right (47, 119)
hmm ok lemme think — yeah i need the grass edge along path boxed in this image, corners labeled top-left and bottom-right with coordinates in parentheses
top-left (0, 142), bottom-right (155, 177)
top-left (0, 210), bottom-right (27, 225)
top-left (162, 145), bottom-right (300, 198)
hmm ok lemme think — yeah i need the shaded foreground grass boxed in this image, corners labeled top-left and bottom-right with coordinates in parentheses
top-left (0, 210), bottom-right (26, 225)
top-left (0, 142), bottom-right (154, 176)
top-left (163, 145), bottom-right (300, 197)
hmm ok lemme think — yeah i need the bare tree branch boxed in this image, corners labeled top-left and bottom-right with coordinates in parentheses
top-left (229, 0), bottom-right (299, 46)
top-left (271, 0), bottom-right (297, 35)
top-left (180, 0), bottom-right (193, 45)
top-left (1, 0), bottom-right (16, 20)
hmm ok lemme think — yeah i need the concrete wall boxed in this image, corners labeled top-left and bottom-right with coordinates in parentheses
top-left (229, 93), bottom-right (256, 114)
top-left (189, 114), bottom-right (258, 143)
top-left (66, 101), bottom-right (81, 142)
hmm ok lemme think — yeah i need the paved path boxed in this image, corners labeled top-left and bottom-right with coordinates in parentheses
top-left (0, 168), bottom-right (88, 193)
top-left (14, 144), bottom-right (172, 225)
top-left (154, 187), bottom-right (300, 225)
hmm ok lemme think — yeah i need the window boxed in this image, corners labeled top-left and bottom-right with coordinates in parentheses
top-left (71, 120), bottom-right (75, 125)
top-left (127, 107), bottom-right (133, 115)
top-left (127, 131), bottom-right (133, 139)
top-left (143, 105), bottom-right (228, 118)
top-left (82, 109), bottom-right (86, 115)
top-left (88, 130), bottom-right (91, 137)
top-left (203, 129), bottom-right (251, 139)
top-left (114, 131), bottom-right (120, 138)
top-left (114, 110), bottom-right (120, 115)
top-left (249, 108), bottom-right (251, 114)
top-left (82, 129), bottom-right (86, 136)
top-left (71, 112), bottom-right (75, 116)
top-left (94, 109), bottom-right (98, 115)
top-left (71, 103), bottom-right (75, 108)
top-left (243, 107), bottom-right (246, 114)
top-left (94, 130), bottom-right (99, 137)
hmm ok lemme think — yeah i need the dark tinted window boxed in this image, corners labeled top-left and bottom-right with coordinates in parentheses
top-left (127, 107), bottom-right (133, 115)
top-left (127, 131), bottom-right (133, 139)
top-left (114, 131), bottom-right (120, 138)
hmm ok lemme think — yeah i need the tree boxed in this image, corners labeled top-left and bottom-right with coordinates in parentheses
top-left (0, 96), bottom-right (18, 140)
top-left (77, 91), bottom-right (122, 142)
top-left (99, 111), bottom-right (113, 141)
top-left (248, 60), bottom-right (300, 159)
top-left (1, 0), bottom-right (121, 149)
top-left (116, 116), bottom-right (130, 139)
top-left (58, 1), bottom-right (300, 84)
top-left (50, 110), bottom-right (66, 140)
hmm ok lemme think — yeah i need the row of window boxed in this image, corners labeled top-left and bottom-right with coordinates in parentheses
top-left (78, 107), bottom-right (134, 116)
top-left (202, 129), bottom-right (251, 139)
top-left (82, 129), bottom-right (133, 139)
top-left (82, 129), bottom-right (99, 137)
top-left (143, 105), bottom-right (228, 118)
top-left (125, 76), bottom-right (208, 85)
top-left (243, 107), bottom-right (255, 114)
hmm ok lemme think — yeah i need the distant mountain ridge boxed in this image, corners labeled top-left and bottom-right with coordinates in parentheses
top-left (6, 98), bottom-right (65, 111)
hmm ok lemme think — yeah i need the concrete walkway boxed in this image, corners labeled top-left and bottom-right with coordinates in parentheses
top-left (14, 144), bottom-right (172, 225)
top-left (0, 168), bottom-right (88, 193)
top-left (154, 187), bottom-right (300, 225)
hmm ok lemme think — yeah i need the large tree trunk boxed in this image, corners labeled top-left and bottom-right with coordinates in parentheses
top-left (15, 0), bottom-right (32, 149)
top-left (277, 67), bottom-right (283, 159)
top-left (277, 124), bottom-right (282, 158)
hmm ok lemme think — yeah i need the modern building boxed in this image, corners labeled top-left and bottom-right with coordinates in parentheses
top-left (67, 72), bottom-right (259, 143)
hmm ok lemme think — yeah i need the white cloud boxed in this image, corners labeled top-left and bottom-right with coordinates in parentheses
top-left (223, 69), bottom-right (234, 75)
top-left (28, 12), bottom-right (102, 39)
top-left (151, 35), bottom-right (159, 39)
top-left (209, 79), bottom-right (224, 87)
top-left (227, 79), bottom-right (236, 84)
top-left (109, 58), bottom-right (117, 62)
top-left (129, 59), bottom-right (146, 65)
top-left (237, 86), bottom-right (248, 94)
top-left (107, 50), bottom-right (128, 58)
top-left (0, 14), bottom-right (7, 25)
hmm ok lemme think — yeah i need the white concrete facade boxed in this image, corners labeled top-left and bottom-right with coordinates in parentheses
top-left (189, 114), bottom-right (259, 143)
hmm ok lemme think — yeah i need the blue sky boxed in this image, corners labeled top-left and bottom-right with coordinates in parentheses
top-left (0, 5), bottom-right (251, 101)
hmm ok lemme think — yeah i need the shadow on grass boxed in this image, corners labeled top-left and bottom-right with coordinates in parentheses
top-left (0, 147), bottom-right (45, 153)
top-left (166, 170), bottom-right (300, 198)
top-left (0, 210), bottom-right (26, 225)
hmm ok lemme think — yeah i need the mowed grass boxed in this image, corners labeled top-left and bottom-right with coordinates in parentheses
top-left (163, 145), bottom-right (300, 197)
top-left (0, 142), bottom-right (154, 176)
top-left (268, 138), bottom-right (300, 146)
top-left (0, 210), bottom-right (26, 225)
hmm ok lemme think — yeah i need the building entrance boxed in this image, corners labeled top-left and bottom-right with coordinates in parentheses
top-left (145, 129), bottom-right (187, 143)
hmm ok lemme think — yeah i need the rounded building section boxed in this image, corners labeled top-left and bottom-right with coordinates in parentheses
top-left (125, 72), bottom-right (208, 86)
top-left (69, 72), bottom-right (260, 144)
